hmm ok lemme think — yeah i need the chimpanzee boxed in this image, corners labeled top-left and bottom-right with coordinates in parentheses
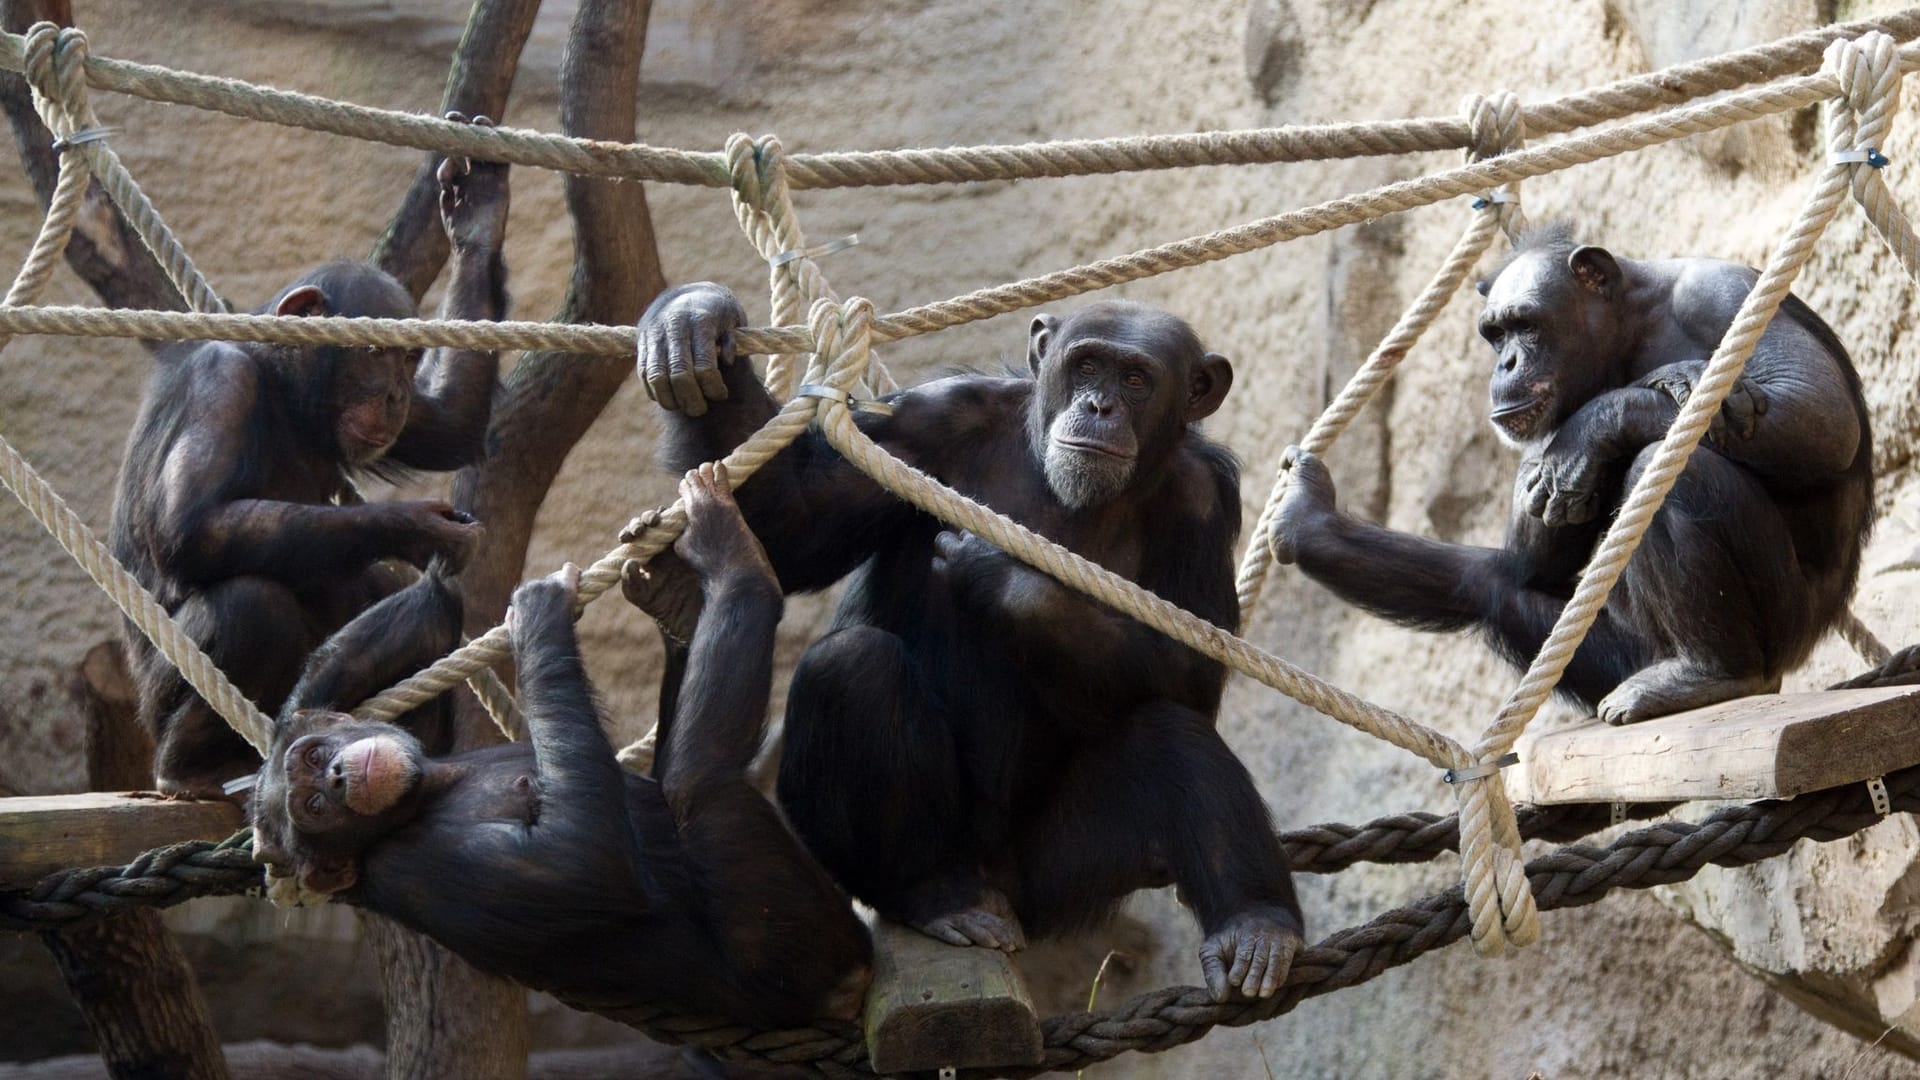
top-left (1271, 225), bottom-right (1873, 724)
top-left (250, 463), bottom-right (872, 1029)
top-left (109, 115), bottom-right (510, 795)
top-left (639, 284), bottom-right (1303, 1002)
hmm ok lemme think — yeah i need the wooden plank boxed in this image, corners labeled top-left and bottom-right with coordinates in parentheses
top-left (0, 792), bottom-right (244, 889)
top-left (1510, 686), bottom-right (1920, 805)
top-left (862, 918), bottom-right (1043, 1074)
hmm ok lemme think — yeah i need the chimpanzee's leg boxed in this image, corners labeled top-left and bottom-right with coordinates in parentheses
top-left (1596, 445), bottom-right (1800, 723)
top-left (1015, 703), bottom-right (1303, 999)
top-left (777, 627), bottom-right (1021, 948)
top-left (148, 577), bottom-right (322, 794)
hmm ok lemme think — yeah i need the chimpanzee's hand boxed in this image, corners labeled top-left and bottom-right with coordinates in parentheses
top-left (1521, 431), bottom-right (1609, 527)
top-left (437, 113), bottom-right (510, 254)
top-left (1269, 446), bottom-right (1335, 565)
top-left (505, 562), bottom-right (581, 641)
top-left (396, 500), bottom-right (482, 570)
top-left (1642, 362), bottom-right (1768, 444)
top-left (931, 530), bottom-right (1013, 607)
top-left (1198, 910), bottom-right (1302, 1002)
top-left (637, 283), bottom-right (747, 418)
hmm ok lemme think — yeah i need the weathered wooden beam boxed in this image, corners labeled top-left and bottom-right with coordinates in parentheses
top-left (862, 919), bottom-right (1043, 1075)
top-left (0, 793), bottom-right (243, 889)
top-left (1510, 686), bottom-right (1920, 805)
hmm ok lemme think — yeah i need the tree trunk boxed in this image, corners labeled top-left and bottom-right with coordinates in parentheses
top-left (0, 0), bottom-right (189, 321)
top-left (36, 641), bottom-right (230, 1080)
top-left (356, 4), bottom-right (546, 1077)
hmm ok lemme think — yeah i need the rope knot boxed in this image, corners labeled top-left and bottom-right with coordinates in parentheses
top-left (1828, 32), bottom-right (1901, 151)
top-left (1461, 91), bottom-right (1527, 239)
top-left (21, 22), bottom-right (94, 139)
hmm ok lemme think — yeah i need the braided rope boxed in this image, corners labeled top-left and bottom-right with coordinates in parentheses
top-left (3, 12), bottom-right (1918, 190)
top-left (9, 769), bottom-right (1905, 1078)
top-left (1235, 91), bottom-right (1523, 619)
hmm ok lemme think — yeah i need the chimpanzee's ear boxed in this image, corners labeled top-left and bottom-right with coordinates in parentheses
top-left (1028, 314), bottom-right (1060, 377)
top-left (1475, 278), bottom-right (1492, 297)
top-left (1568, 246), bottom-right (1621, 298)
top-left (1187, 353), bottom-right (1234, 422)
top-left (274, 285), bottom-right (330, 318)
top-left (298, 853), bottom-right (358, 896)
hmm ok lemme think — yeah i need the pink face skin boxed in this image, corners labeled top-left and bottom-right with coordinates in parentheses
top-left (282, 720), bottom-right (424, 826)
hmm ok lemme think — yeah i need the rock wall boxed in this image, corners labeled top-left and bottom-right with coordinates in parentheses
top-left (5, 0), bottom-right (1920, 1076)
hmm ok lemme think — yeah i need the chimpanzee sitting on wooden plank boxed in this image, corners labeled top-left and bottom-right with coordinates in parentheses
top-left (109, 115), bottom-right (509, 797)
top-left (249, 464), bottom-right (872, 1029)
top-left (1272, 225), bottom-right (1873, 724)
top-left (639, 284), bottom-right (1303, 1002)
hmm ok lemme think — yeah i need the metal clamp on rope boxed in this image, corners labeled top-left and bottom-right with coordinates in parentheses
top-left (796, 382), bottom-right (895, 416)
top-left (50, 125), bottom-right (115, 153)
top-left (1471, 191), bottom-right (1518, 210)
top-left (1831, 147), bottom-right (1890, 169)
top-left (769, 233), bottom-right (860, 269)
top-left (1442, 752), bottom-right (1519, 785)
top-left (1868, 775), bottom-right (1892, 817)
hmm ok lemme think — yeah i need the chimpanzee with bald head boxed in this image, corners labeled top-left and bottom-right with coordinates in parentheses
top-left (109, 116), bottom-right (510, 795)
top-left (250, 464), bottom-right (872, 1028)
top-left (1272, 225), bottom-right (1873, 723)
top-left (639, 284), bottom-right (1303, 1002)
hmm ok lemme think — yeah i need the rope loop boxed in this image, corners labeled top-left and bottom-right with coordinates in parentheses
top-left (1829, 31), bottom-right (1901, 152)
top-left (1460, 90), bottom-right (1527, 239)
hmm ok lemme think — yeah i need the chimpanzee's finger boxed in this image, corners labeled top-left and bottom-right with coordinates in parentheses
top-left (692, 323), bottom-right (730, 404)
top-left (648, 315), bottom-right (688, 411)
top-left (1200, 948), bottom-right (1230, 1003)
top-left (666, 313), bottom-right (707, 418)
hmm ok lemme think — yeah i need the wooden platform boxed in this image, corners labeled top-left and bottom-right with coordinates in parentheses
top-left (862, 918), bottom-right (1043, 1074)
top-left (1508, 686), bottom-right (1920, 805)
top-left (0, 792), bottom-right (243, 889)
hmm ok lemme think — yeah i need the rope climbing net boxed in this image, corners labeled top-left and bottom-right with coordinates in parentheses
top-left (4, 9), bottom-right (1920, 1072)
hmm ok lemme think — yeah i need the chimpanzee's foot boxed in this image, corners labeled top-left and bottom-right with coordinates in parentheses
top-left (911, 885), bottom-right (1027, 952)
top-left (1198, 908), bottom-right (1303, 1002)
top-left (820, 962), bottom-right (874, 1021)
top-left (1597, 660), bottom-right (1778, 725)
top-left (675, 462), bottom-right (779, 590)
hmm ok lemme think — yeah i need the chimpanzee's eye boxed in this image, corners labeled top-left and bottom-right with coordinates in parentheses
top-left (1076, 359), bottom-right (1099, 377)
top-left (303, 744), bottom-right (325, 768)
top-left (306, 792), bottom-right (327, 816)
top-left (1507, 319), bottom-right (1533, 337)
top-left (1480, 324), bottom-right (1504, 346)
top-left (1122, 370), bottom-right (1148, 391)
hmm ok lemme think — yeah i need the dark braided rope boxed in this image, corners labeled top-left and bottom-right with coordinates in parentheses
top-left (0, 800), bottom-right (1644, 933)
top-left (5, 768), bottom-right (1909, 1076)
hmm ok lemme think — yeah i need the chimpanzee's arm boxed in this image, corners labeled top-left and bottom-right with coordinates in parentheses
top-left (510, 575), bottom-right (630, 832)
top-left (656, 564), bottom-right (782, 820)
top-left (158, 358), bottom-right (475, 583)
top-left (644, 284), bottom-right (968, 593)
top-left (284, 565), bottom-right (463, 714)
top-left (1273, 449), bottom-right (1509, 634)
top-left (386, 148), bottom-right (509, 471)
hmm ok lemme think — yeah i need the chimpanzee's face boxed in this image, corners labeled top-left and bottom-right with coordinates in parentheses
top-left (1028, 303), bottom-right (1231, 509)
top-left (332, 348), bottom-right (419, 466)
top-left (251, 710), bottom-right (427, 895)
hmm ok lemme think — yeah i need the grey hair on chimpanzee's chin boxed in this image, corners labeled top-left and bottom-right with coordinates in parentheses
top-left (1044, 441), bottom-right (1135, 509)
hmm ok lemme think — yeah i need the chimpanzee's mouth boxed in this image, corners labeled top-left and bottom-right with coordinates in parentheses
top-left (1055, 438), bottom-right (1134, 461)
top-left (1489, 397), bottom-right (1549, 437)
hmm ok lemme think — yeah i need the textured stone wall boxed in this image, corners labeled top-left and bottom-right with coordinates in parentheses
top-left (5, 1), bottom-right (1920, 1075)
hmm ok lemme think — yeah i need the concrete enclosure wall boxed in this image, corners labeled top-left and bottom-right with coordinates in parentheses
top-left (4, 1), bottom-right (1920, 1076)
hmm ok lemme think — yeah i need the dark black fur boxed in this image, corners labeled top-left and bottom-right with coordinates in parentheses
top-left (641, 284), bottom-right (1302, 994)
top-left (251, 543), bottom-right (870, 1029)
top-left (1277, 228), bottom-right (1873, 722)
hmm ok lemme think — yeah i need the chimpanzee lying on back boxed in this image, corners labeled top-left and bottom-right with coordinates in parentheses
top-left (250, 464), bottom-right (872, 1028)
top-left (1272, 225), bottom-right (1873, 723)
